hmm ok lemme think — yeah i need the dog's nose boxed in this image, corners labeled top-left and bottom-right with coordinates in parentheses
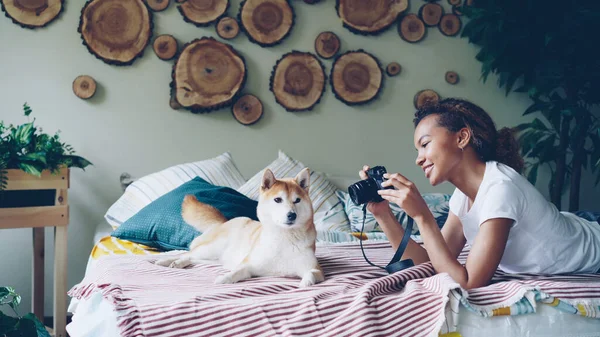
top-left (287, 212), bottom-right (297, 221)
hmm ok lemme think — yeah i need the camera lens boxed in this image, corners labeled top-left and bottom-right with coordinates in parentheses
top-left (348, 178), bottom-right (379, 205)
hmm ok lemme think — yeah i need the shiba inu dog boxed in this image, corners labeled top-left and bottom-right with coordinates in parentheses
top-left (154, 168), bottom-right (325, 287)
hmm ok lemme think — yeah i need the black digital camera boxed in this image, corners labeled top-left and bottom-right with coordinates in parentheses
top-left (348, 166), bottom-right (394, 205)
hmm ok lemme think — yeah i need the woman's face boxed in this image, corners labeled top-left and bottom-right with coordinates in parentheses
top-left (413, 115), bottom-right (463, 186)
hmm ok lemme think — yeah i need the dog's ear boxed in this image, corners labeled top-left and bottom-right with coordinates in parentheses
top-left (295, 168), bottom-right (310, 192)
top-left (261, 169), bottom-right (276, 190)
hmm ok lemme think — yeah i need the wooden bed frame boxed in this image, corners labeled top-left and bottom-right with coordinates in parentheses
top-left (0, 168), bottom-right (69, 337)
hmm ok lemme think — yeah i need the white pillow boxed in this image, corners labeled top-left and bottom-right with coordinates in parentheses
top-left (236, 150), bottom-right (351, 232)
top-left (104, 152), bottom-right (246, 229)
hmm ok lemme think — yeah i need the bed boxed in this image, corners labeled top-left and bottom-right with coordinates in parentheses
top-left (66, 152), bottom-right (600, 337)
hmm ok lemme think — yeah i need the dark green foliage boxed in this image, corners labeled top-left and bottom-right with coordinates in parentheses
top-left (0, 103), bottom-right (92, 190)
top-left (0, 287), bottom-right (51, 337)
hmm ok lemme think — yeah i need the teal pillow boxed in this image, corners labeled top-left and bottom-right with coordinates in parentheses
top-left (111, 176), bottom-right (258, 251)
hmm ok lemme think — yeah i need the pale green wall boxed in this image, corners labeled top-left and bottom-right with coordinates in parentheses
top-left (0, 0), bottom-right (596, 315)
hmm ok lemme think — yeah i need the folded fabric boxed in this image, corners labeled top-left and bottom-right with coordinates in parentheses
top-left (111, 176), bottom-right (258, 251)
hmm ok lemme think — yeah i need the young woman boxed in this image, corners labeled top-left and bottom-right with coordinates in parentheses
top-left (360, 98), bottom-right (600, 289)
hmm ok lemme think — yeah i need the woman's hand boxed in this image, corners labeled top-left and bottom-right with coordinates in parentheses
top-left (377, 172), bottom-right (430, 221)
top-left (359, 165), bottom-right (390, 216)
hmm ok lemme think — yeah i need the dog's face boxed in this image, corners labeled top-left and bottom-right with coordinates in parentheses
top-left (257, 168), bottom-right (314, 229)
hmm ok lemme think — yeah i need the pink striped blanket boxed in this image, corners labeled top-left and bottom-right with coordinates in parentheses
top-left (68, 241), bottom-right (600, 337)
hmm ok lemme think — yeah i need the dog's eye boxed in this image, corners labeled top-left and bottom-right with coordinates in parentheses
top-left (274, 197), bottom-right (282, 203)
top-left (293, 198), bottom-right (301, 204)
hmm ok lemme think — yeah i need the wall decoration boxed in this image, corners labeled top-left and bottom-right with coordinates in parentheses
top-left (78, 0), bottom-right (153, 66)
top-left (153, 34), bottom-right (178, 60)
top-left (413, 89), bottom-right (440, 109)
top-left (336, 0), bottom-right (408, 35)
top-left (0, 0), bottom-right (64, 29)
top-left (238, 0), bottom-right (294, 47)
top-left (72, 75), bottom-right (97, 99)
top-left (314, 31), bottom-right (340, 59)
top-left (232, 94), bottom-right (263, 125)
top-left (445, 71), bottom-right (459, 84)
top-left (447, 0), bottom-right (460, 5)
top-left (398, 14), bottom-right (426, 43)
top-left (438, 13), bottom-right (461, 36)
top-left (418, 2), bottom-right (443, 27)
top-left (177, 0), bottom-right (228, 27)
top-left (386, 62), bottom-right (401, 77)
top-left (216, 16), bottom-right (239, 39)
top-left (170, 37), bottom-right (246, 113)
top-left (146, 0), bottom-right (169, 12)
top-left (330, 50), bottom-right (383, 106)
top-left (270, 51), bottom-right (326, 112)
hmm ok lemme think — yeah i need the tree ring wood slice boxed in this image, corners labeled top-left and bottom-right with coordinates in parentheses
top-left (217, 16), bottom-right (239, 39)
top-left (398, 13), bottom-right (426, 43)
top-left (438, 13), bottom-right (461, 36)
top-left (314, 31), bottom-right (340, 59)
top-left (146, 0), bottom-right (169, 11)
top-left (178, 0), bottom-right (228, 27)
top-left (78, 0), bottom-right (152, 66)
top-left (232, 94), bottom-right (263, 125)
top-left (73, 75), bottom-right (97, 99)
top-left (386, 62), bottom-right (401, 76)
top-left (270, 51), bottom-right (326, 112)
top-left (445, 71), bottom-right (459, 84)
top-left (418, 3), bottom-right (443, 27)
top-left (153, 34), bottom-right (178, 60)
top-left (331, 50), bottom-right (383, 106)
top-left (239, 0), bottom-right (294, 47)
top-left (414, 89), bottom-right (440, 109)
top-left (172, 37), bottom-right (246, 113)
top-left (336, 0), bottom-right (408, 35)
top-left (1, 0), bottom-right (64, 29)
top-left (447, 0), bottom-right (461, 6)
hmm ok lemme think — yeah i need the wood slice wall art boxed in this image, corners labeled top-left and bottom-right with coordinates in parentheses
top-left (398, 14), bottom-right (426, 43)
top-left (336, 0), bottom-right (408, 35)
top-left (153, 34), bottom-right (178, 60)
top-left (386, 62), bottom-right (401, 77)
top-left (78, 0), bottom-right (153, 66)
top-left (330, 50), bottom-right (383, 106)
top-left (418, 2), bottom-right (443, 27)
top-left (72, 75), bottom-right (97, 99)
top-left (170, 37), bottom-right (246, 113)
top-left (1, 0), bottom-right (64, 29)
top-left (270, 51), bottom-right (326, 112)
top-left (178, 0), bottom-right (228, 27)
top-left (445, 71), bottom-right (459, 84)
top-left (414, 89), bottom-right (440, 109)
top-left (216, 16), bottom-right (239, 39)
top-left (314, 31), bottom-right (340, 59)
top-left (238, 0), bottom-right (294, 47)
top-left (232, 94), bottom-right (263, 125)
top-left (438, 13), bottom-right (461, 36)
top-left (146, 0), bottom-right (169, 11)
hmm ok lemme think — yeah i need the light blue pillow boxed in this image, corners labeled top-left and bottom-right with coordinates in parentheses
top-left (336, 190), bottom-right (450, 234)
top-left (111, 176), bottom-right (258, 251)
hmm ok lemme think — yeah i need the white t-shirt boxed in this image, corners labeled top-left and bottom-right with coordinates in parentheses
top-left (449, 161), bottom-right (600, 274)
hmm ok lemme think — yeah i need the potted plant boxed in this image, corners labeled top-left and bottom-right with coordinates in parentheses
top-left (0, 103), bottom-right (92, 199)
top-left (0, 286), bottom-right (51, 337)
top-left (459, 0), bottom-right (600, 211)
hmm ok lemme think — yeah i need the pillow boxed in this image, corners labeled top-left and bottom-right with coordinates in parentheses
top-left (105, 152), bottom-right (246, 229)
top-left (111, 176), bottom-right (258, 251)
top-left (336, 190), bottom-right (450, 234)
top-left (236, 150), bottom-right (351, 233)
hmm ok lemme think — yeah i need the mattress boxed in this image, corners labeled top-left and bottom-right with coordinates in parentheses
top-left (67, 223), bottom-right (600, 337)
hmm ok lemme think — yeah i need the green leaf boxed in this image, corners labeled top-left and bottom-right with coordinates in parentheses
top-left (0, 287), bottom-right (13, 303)
top-left (62, 155), bottom-right (93, 169)
top-left (19, 153), bottom-right (47, 165)
top-left (22, 103), bottom-right (32, 117)
top-left (13, 123), bottom-right (34, 146)
top-left (9, 294), bottom-right (21, 311)
top-left (527, 163), bottom-right (539, 185)
top-left (531, 118), bottom-right (549, 131)
top-left (524, 102), bottom-right (547, 115)
top-left (22, 313), bottom-right (51, 337)
top-left (17, 163), bottom-right (42, 177)
top-left (0, 311), bottom-right (18, 335)
top-left (8, 317), bottom-right (37, 337)
top-left (514, 122), bottom-right (532, 132)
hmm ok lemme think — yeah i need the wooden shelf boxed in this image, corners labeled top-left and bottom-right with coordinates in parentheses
top-left (0, 168), bottom-right (69, 337)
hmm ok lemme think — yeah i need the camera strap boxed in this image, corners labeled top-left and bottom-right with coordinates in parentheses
top-left (359, 205), bottom-right (415, 274)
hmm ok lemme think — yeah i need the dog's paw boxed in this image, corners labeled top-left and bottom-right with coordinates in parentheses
top-left (154, 258), bottom-right (176, 267)
top-left (215, 274), bottom-right (234, 285)
top-left (299, 274), bottom-right (317, 288)
top-left (169, 258), bottom-right (191, 269)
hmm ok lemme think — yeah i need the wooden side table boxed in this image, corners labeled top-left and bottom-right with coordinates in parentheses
top-left (0, 168), bottom-right (69, 337)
